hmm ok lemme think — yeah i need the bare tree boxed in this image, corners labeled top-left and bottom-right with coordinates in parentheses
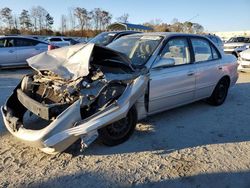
top-left (13, 15), bottom-right (19, 30)
top-left (192, 23), bottom-right (204, 34)
top-left (45, 13), bottom-right (53, 30)
top-left (90, 8), bottom-right (102, 30)
top-left (100, 10), bottom-right (112, 30)
top-left (30, 7), bottom-right (38, 32)
top-left (19, 9), bottom-right (32, 30)
top-left (61, 14), bottom-right (67, 34)
top-left (68, 7), bottom-right (76, 30)
top-left (0, 7), bottom-right (14, 30)
top-left (74, 7), bottom-right (89, 35)
top-left (30, 6), bottom-right (48, 33)
top-left (90, 8), bottom-right (111, 30)
top-left (116, 13), bottom-right (129, 23)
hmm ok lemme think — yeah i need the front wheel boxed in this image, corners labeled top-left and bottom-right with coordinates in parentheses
top-left (207, 78), bottom-right (229, 106)
top-left (98, 106), bottom-right (137, 146)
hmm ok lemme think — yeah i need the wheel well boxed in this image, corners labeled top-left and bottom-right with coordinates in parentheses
top-left (129, 105), bottom-right (138, 122)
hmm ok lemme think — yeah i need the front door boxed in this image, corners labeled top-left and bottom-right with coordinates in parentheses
top-left (148, 37), bottom-right (196, 114)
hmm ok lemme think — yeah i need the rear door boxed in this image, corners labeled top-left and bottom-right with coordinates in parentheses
top-left (190, 37), bottom-right (224, 99)
top-left (0, 37), bottom-right (17, 66)
top-left (148, 37), bottom-right (196, 114)
top-left (15, 38), bottom-right (47, 63)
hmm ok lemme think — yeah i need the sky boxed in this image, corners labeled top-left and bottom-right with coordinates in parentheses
top-left (0, 0), bottom-right (250, 32)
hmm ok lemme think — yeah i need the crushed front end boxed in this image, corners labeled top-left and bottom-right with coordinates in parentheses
top-left (1, 44), bottom-right (148, 154)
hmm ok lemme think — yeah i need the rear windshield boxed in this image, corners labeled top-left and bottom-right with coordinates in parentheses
top-left (89, 32), bottom-right (116, 46)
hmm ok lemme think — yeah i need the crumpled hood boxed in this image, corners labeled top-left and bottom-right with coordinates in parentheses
top-left (27, 43), bottom-right (93, 80)
top-left (240, 49), bottom-right (250, 60)
top-left (27, 43), bottom-right (133, 80)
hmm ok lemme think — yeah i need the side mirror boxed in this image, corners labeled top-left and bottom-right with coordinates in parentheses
top-left (152, 57), bottom-right (175, 69)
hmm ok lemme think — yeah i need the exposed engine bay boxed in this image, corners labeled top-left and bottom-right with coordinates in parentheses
top-left (19, 63), bottom-right (133, 122)
top-left (1, 43), bottom-right (148, 154)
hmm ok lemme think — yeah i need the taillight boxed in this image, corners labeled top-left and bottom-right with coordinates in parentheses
top-left (48, 44), bottom-right (56, 51)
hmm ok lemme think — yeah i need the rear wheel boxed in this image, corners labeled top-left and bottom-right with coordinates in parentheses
top-left (98, 106), bottom-right (137, 146)
top-left (207, 78), bottom-right (229, 106)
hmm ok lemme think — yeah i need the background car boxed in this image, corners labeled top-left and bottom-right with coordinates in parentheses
top-left (204, 34), bottom-right (224, 50)
top-left (88, 30), bottom-right (140, 46)
top-left (0, 36), bottom-right (53, 69)
top-left (44, 36), bottom-right (79, 47)
top-left (238, 48), bottom-right (250, 72)
top-left (224, 36), bottom-right (250, 57)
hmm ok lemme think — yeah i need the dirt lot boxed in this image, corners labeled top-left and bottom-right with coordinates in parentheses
top-left (0, 69), bottom-right (250, 188)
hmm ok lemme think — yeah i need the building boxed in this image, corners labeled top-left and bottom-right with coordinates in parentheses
top-left (108, 22), bottom-right (153, 32)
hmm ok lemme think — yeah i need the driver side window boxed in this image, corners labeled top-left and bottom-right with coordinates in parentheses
top-left (161, 38), bottom-right (191, 66)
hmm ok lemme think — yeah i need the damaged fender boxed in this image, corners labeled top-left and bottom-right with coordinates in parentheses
top-left (1, 43), bottom-right (149, 154)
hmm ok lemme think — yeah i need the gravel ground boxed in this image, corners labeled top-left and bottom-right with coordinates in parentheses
top-left (0, 69), bottom-right (250, 188)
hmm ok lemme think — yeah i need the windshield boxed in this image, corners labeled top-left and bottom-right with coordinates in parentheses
top-left (228, 37), bottom-right (250, 43)
top-left (89, 32), bottom-right (116, 46)
top-left (107, 35), bottom-right (162, 66)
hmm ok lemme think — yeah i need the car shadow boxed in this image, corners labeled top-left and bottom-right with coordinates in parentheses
top-left (29, 170), bottom-right (250, 188)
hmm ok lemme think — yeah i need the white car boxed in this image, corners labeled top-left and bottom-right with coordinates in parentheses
top-left (224, 37), bottom-right (250, 57)
top-left (0, 36), bottom-right (51, 68)
top-left (238, 48), bottom-right (250, 72)
top-left (44, 37), bottom-right (79, 47)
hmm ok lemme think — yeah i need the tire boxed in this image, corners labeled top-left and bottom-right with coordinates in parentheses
top-left (207, 78), bottom-right (229, 106)
top-left (98, 106), bottom-right (137, 146)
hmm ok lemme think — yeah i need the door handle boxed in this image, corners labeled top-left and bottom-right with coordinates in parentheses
top-left (187, 71), bottom-right (195, 76)
top-left (8, 50), bottom-right (14, 53)
top-left (218, 66), bottom-right (223, 70)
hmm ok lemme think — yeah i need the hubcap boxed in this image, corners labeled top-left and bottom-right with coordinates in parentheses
top-left (106, 117), bottom-right (130, 139)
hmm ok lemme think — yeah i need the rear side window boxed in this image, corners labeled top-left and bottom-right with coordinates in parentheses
top-left (15, 38), bottom-right (39, 47)
top-left (191, 38), bottom-right (213, 62)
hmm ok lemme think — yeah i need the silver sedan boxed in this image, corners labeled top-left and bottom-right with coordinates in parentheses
top-left (1, 33), bottom-right (238, 154)
top-left (0, 36), bottom-right (50, 69)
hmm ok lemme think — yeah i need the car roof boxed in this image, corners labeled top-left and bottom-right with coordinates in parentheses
top-left (124, 32), bottom-right (208, 39)
top-left (100, 30), bottom-right (141, 35)
top-left (0, 36), bottom-right (49, 44)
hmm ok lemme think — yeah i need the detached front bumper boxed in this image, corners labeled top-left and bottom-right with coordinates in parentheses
top-left (1, 75), bottom-right (148, 154)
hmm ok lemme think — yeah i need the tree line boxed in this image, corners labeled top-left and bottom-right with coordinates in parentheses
top-left (143, 18), bottom-right (204, 34)
top-left (0, 6), bottom-right (204, 37)
top-left (0, 6), bottom-right (113, 37)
